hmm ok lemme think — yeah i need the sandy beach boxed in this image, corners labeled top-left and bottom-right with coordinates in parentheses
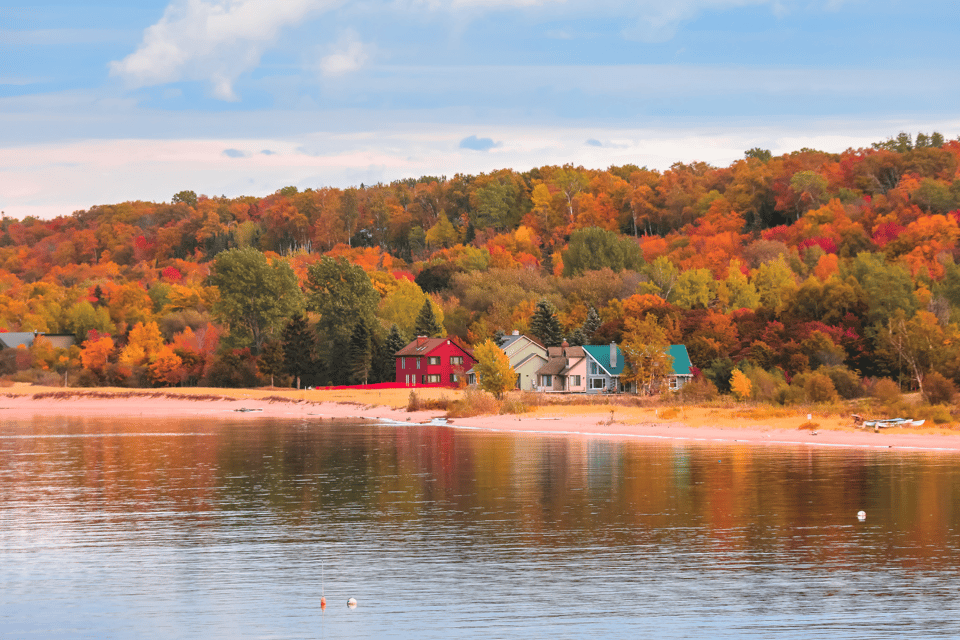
top-left (3, 386), bottom-right (960, 452)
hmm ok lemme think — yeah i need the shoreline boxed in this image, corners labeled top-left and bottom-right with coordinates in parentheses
top-left (3, 386), bottom-right (960, 452)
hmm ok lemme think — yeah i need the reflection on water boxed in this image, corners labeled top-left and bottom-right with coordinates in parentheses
top-left (2, 416), bottom-right (960, 639)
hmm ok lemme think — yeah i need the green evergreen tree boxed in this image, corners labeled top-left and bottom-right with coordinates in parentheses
top-left (378, 324), bottom-right (407, 383)
top-left (413, 299), bottom-right (444, 337)
top-left (530, 299), bottom-right (563, 347)
top-left (581, 306), bottom-right (601, 339)
top-left (567, 327), bottom-right (587, 346)
top-left (348, 317), bottom-right (372, 385)
top-left (281, 314), bottom-right (316, 389)
top-left (257, 339), bottom-right (285, 387)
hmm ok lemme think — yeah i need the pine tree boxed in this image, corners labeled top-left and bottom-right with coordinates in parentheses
top-left (582, 306), bottom-right (601, 339)
top-left (281, 314), bottom-right (316, 389)
top-left (493, 329), bottom-right (507, 347)
top-left (378, 324), bottom-right (407, 383)
top-left (530, 299), bottom-right (563, 347)
top-left (257, 340), bottom-right (285, 387)
top-left (567, 327), bottom-right (587, 346)
top-left (348, 317), bottom-right (372, 385)
top-left (413, 299), bottom-right (443, 337)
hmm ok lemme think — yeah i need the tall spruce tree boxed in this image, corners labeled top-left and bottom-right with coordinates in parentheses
top-left (281, 314), bottom-right (316, 389)
top-left (582, 306), bottom-right (602, 339)
top-left (567, 327), bottom-right (587, 346)
top-left (530, 299), bottom-right (563, 347)
top-left (413, 299), bottom-right (444, 337)
top-left (379, 324), bottom-right (407, 382)
top-left (257, 340), bottom-right (285, 387)
top-left (348, 317), bottom-right (372, 385)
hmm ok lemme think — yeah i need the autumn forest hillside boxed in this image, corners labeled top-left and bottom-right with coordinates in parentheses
top-left (3, 132), bottom-right (960, 409)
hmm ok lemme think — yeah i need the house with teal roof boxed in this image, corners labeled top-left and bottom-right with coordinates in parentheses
top-left (583, 343), bottom-right (693, 394)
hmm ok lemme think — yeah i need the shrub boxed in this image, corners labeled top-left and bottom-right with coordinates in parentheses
top-left (406, 390), bottom-right (421, 412)
top-left (870, 378), bottom-right (902, 405)
top-left (922, 371), bottom-right (956, 405)
top-left (500, 396), bottom-right (529, 415)
top-left (76, 369), bottom-right (101, 387)
top-left (447, 388), bottom-right (500, 418)
top-left (744, 366), bottom-right (785, 403)
top-left (819, 365), bottom-right (863, 400)
top-left (37, 371), bottom-right (64, 387)
top-left (913, 404), bottom-right (954, 425)
top-left (677, 377), bottom-right (718, 403)
top-left (203, 350), bottom-right (257, 388)
top-left (805, 372), bottom-right (838, 403)
top-left (774, 384), bottom-right (805, 406)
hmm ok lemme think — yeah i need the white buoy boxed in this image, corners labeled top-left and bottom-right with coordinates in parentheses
top-left (347, 598), bottom-right (357, 609)
top-left (857, 510), bottom-right (866, 520)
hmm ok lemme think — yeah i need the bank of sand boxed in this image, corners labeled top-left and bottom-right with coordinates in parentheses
top-left (2, 386), bottom-right (960, 452)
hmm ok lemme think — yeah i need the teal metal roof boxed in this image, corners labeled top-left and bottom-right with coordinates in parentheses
top-left (666, 345), bottom-right (692, 376)
top-left (583, 344), bottom-right (691, 377)
top-left (583, 345), bottom-right (625, 376)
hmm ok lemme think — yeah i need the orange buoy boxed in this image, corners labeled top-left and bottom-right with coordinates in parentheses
top-left (321, 596), bottom-right (326, 610)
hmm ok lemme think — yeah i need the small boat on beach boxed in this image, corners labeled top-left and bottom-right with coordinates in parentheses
top-left (861, 417), bottom-right (925, 431)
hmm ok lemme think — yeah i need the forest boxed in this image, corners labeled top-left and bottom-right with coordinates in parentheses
top-left (3, 131), bottom-right (960, 409)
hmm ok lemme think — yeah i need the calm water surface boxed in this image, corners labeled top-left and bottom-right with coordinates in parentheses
top-left (2, 416), bottom-right (960, 639)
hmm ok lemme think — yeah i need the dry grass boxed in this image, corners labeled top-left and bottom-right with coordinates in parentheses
top-left (6, 384), bottom-right (959, 435)
top-left (0, 385), bottom-right (460, 410)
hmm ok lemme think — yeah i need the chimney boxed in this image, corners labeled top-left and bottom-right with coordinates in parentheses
top-left (610, 342), bottom-right (617, 368)
top-left (512, 330), bottom-right (520, 336)
top-left (416, 335), bottom-right (428, 347)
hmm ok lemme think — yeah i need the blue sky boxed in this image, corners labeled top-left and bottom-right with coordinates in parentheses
top-left (1, 0), bottom-right (958, 218)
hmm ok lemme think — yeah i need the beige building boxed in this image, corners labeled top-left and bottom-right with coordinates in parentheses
top-left (535, 342), bottom-right (588, 392)
top-left (467, 332), bottom-right (547, 390)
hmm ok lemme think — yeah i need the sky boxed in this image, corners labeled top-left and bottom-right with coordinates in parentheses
top-left (1, 0), bottom-right (958, 219)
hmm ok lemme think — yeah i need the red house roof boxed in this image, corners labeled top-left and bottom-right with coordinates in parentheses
top-left (394, 336), bottom-right (473, 358)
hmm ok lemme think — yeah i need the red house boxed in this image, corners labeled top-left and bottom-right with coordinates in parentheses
top-left (395, 336), bottom-right (476, 387)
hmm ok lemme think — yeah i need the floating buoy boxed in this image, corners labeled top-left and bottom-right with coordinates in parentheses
top-left (321, 596), bottom-right (326, 610)
top-left (347, 598), bottom-right (357, 609)
top-left (857, 510), bottom-right (866, 520)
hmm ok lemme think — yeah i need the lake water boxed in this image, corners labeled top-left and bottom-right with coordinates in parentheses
top-left (2, 416), bottom-right (960, 639)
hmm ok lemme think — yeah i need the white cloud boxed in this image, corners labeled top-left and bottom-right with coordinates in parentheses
top-left (110, 0), bottom-right (340, 100)
top-left (319, 32), bottom-right (374, 77)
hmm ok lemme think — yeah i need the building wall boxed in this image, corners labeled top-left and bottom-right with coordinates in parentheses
top-left (395, 341), bottom-right (475, 387)
top-left (514, 356), bottom-right (546, 390)
top-left (505, 339), bottom-right (548, 391)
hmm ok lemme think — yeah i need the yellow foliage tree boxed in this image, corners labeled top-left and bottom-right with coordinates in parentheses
top-left (474, 339), bottom-right (516, 400)
top-left (731, 369), bottom-right (752, 400)
top-left (119, 321), bottom-right (164, 366)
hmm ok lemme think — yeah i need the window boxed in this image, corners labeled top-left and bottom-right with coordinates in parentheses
top-left (417, 358), bottom-right (421, 369)
top-left (515, 373), bottom-right (521, 389)
top-left (542, 374), bottom-right (553, 387)
top-left (424, 374), bottom-right (441, 384)
top-left (450, 356), bottom-right (463, 366)
top-left (590, 378), bottom-right (606, 390)
top-left (590, 362), bottom-right (598, 375)
top-left (669, 377), bottom-right (679, 390)
top-left (570, 375), bottom-right (581, 387)
top-left (402, 357), bottom-right (407, 369)
top-left (428, 356), bottom-right (441, 366)
top-left (450, 373), bottom-right (459, 383)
